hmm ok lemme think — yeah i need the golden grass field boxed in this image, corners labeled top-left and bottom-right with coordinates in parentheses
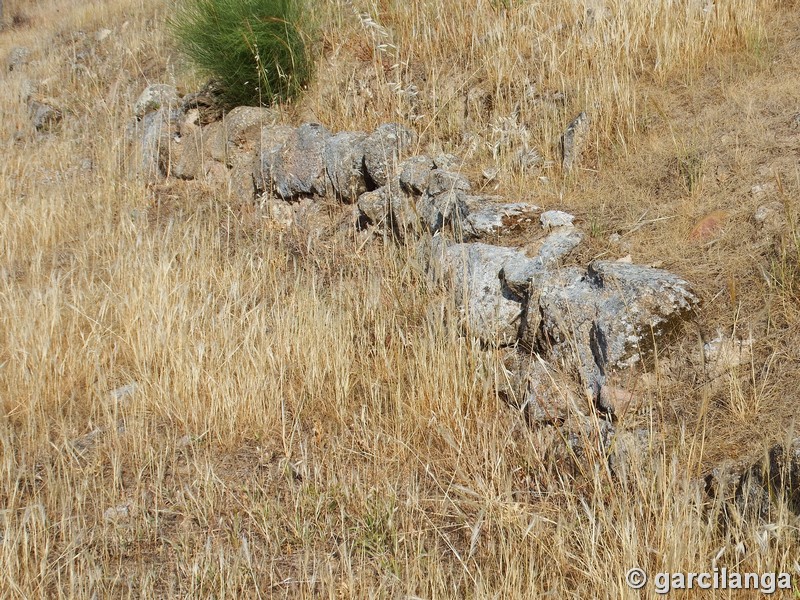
top-left (1, 0), bottom-right (800, 596)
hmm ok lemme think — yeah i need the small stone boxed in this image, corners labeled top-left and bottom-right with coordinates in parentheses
top-left (7, 47), bottom-right (31, 72)
top-left (433, 153), bottom-right (462, 171)
top-left (133, 84), bottom-right (180, 118)
top-left (482, 167), bottom-right (500, 181)
top-left (540, 210), bottom-right (575, 229)
top-left (536, 227), bottom-right (584, 265)
top-left (362, 123), bottom-right (417, 187)
top-left (464, 200), bottom-right (539, 237)
top-left (103, 503), bottom-right (131, 521)
top-left (751, 182), bottom-right (776, 199)
top-left (399, 155), bottom-right (434, 195)
top-left (357, 188), bottom-right (390, 226)
top-left (94, 28), bottom-right (113, 42)
top-left (561, 112), bottom-right (590, 172)
top-left (754, 201), bottom-right (786, 231)
top-left (29, 100), bottom-right (62, 132)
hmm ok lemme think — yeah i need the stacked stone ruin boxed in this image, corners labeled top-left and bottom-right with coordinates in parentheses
top-left (127, 84), bottom-right (701, 426)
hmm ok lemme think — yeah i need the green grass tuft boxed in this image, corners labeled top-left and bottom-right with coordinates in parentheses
top-left (170, 0), bottom-right (312, 108)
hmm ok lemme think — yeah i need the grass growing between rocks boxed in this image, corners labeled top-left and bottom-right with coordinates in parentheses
top-left (2, 0), bottom-right (800, 597)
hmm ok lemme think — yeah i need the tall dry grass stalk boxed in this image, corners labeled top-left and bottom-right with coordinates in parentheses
top-left (304, 0), bottom-right (764, 164)
top-left (2, 0), bottom-right (800, 596)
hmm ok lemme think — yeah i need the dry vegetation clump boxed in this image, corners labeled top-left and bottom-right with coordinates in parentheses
top-left (1, 0), bottom-right (800, 597)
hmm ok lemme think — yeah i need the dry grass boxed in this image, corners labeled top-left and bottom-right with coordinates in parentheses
top-left (2, 0), bottom-right (800, 597)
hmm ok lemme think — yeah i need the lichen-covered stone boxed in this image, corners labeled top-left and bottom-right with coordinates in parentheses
top-left (362, 123), bottom-right (417, 187)
top-left (134, 84), bottom-right (179, 118)
top-left (324, 131), bottom-right (368, 202)
top-left (271, 123), bottom-right (330, 199)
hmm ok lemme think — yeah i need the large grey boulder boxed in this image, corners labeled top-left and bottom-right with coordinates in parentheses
top-left (324, 131), bottom-right (368, 202)
top-left (362, 123), bottom-right (417, 187)
top-left (588, 261), bottom-right (699, 369)
top-left (270, 123), bottom-right (330, 199)
top-left (428, 204), bottom-right (697, 404)
top-left (434, 241), bottom-right (533, 346)
top-left (536, 259), bottom-right (698, 397)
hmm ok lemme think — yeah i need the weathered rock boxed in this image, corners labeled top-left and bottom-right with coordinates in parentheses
top-left (172, 126), bottom-right (206, 180)
top-left (387, 178), bottom-right (419, 236)
top-left (465, 200), bottom-right (540, 237)
top-left (130, 107), bottom-right (182, 179)
top-left (133, 84), bottom-right (179, 118)
top-left (417, 169), bottom-right (472, 235)
top-left (356, 176), bottom-right (419, 237)
top-left (29, 99), bottom-right (62, 132)
top-left (433, 241), bottom-right (531, 346)
top-left (222, 106), bottom-right (278, 163)
top-left (536, 226), bottom-right (584, 265)
top-left (362, 123), bottom-right (417, 187)
top-left (180, 80), bottom-right (224, 125)
top-left (271, 123), bottom-right (330, 199)
top-left (508, 257), bottom-right (697, 399)
top-left (229, 151), bottom-right (257, 201)
top-left (357, 188), bottom-right (390, 227)
top-left (433, 153), bottom-right (461, 171)
top-left (253, 125), bottom-right (295, 195)
top-left (324, 131), bottom-right (368, 202)
top-left (589, 260), bottom-right (699, 370)
top-left (7, 46), bottom-right (31, 72)
top-left (540, 210), bottom-right (575, 229)
top-left (426, 168), bottom-right (471, 196)
top-left (536, 267), bottom-right (601, 392)
top-left (399, 155), bottom-right (434, 195)
top-left (754, 201), bottom-right (786, 232)
top-left (706, 438), bottom-right (800, 524)
top-left (561, 112), bottom-right (589, 172)
top-left (521, 357), bottom-right (584, 422)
